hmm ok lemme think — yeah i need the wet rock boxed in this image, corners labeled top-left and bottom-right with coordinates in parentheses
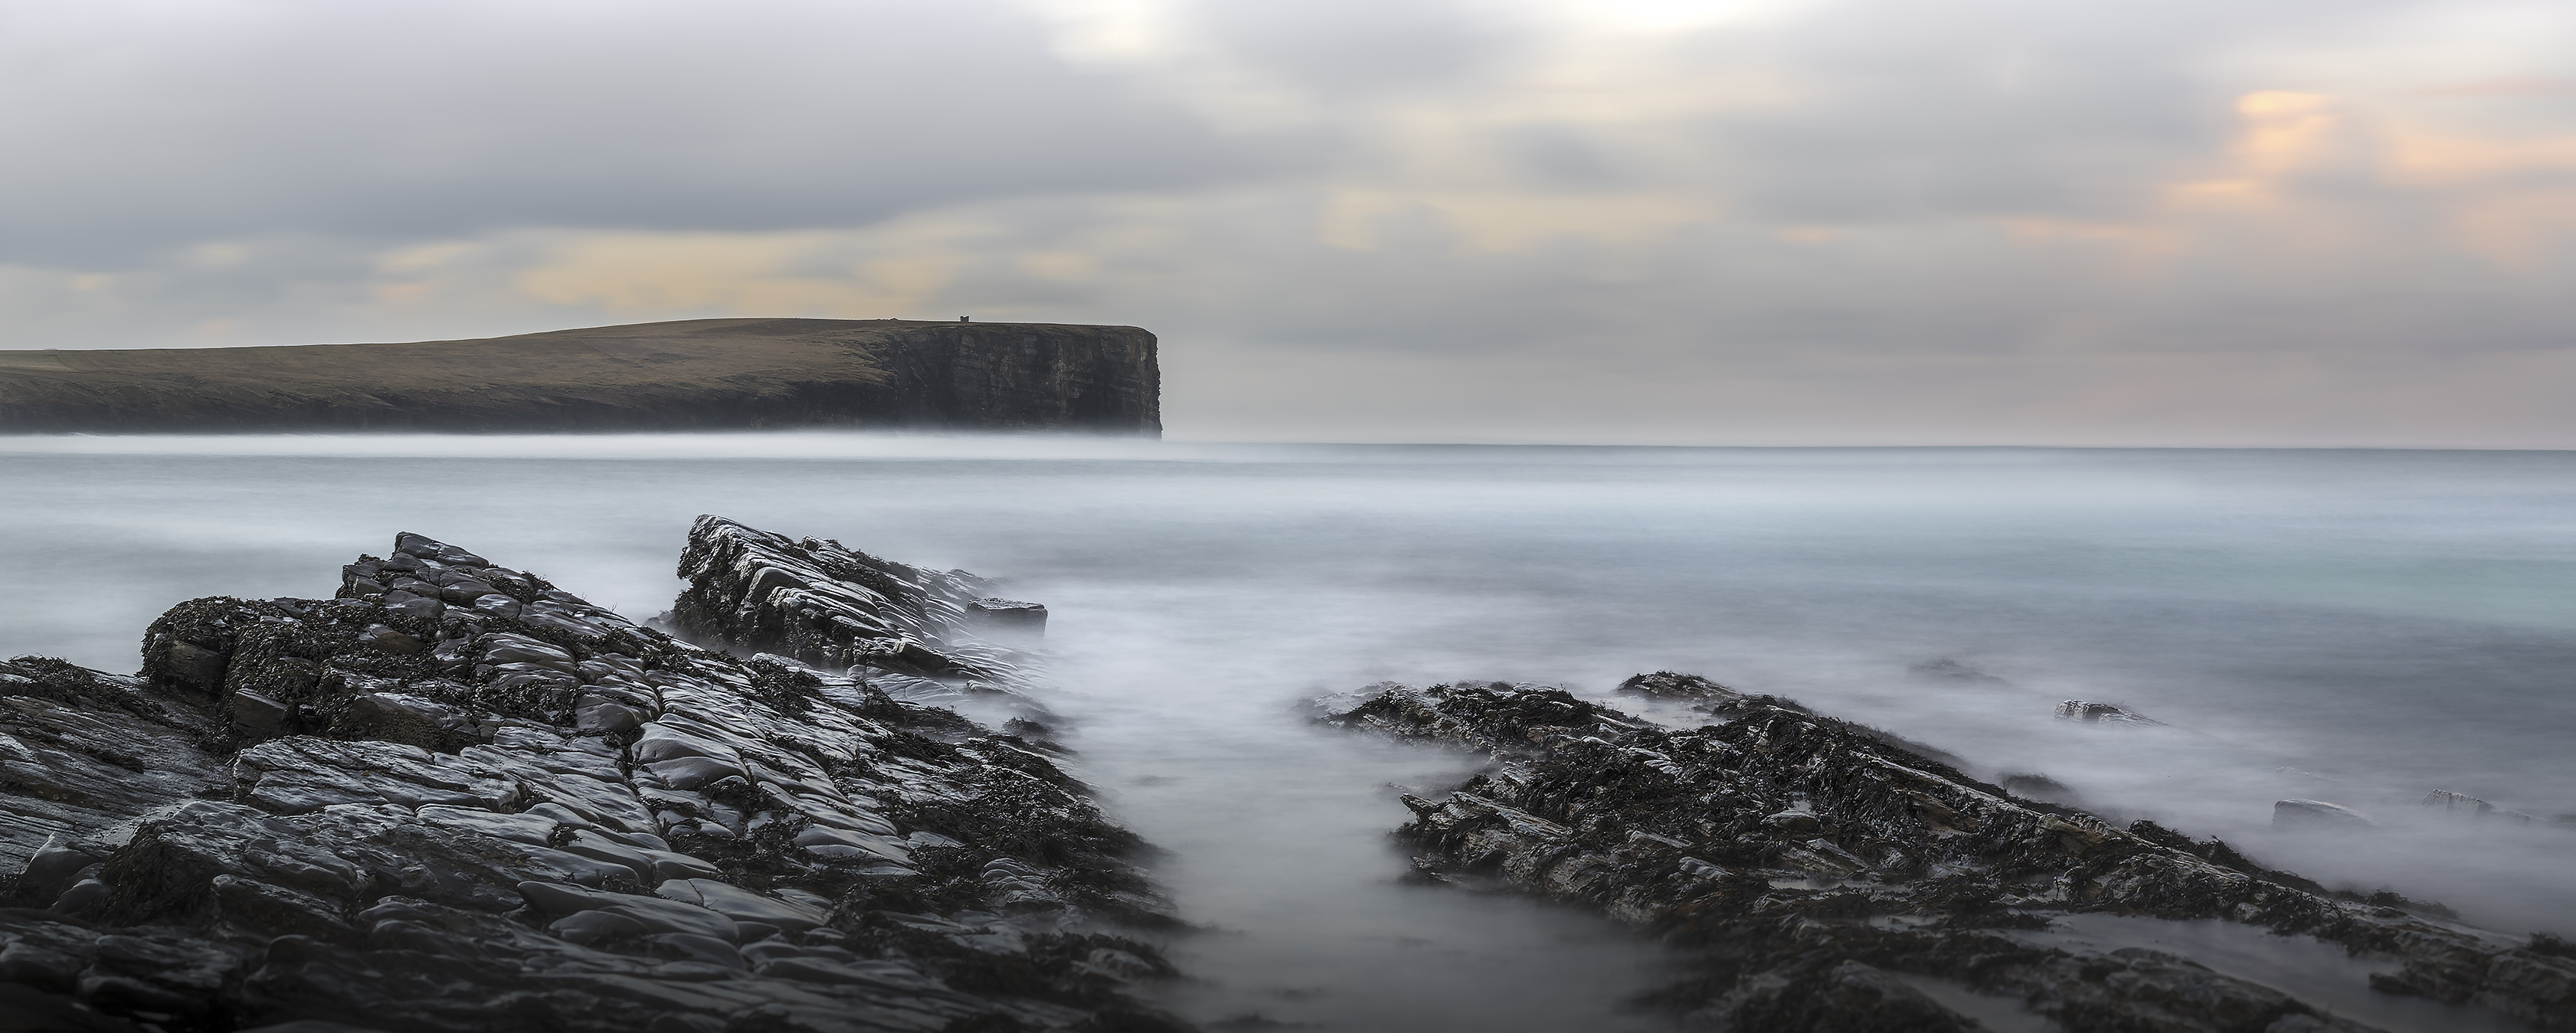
top-left (332, 691), bottom-right (476, 751)
top-left (1997, 771), bottom-right (2084, 808)
top-left (669, 516), bottom-right (1020, 683)
top-left (1616, 670), bottom-right (1742, 701)
top-left (9, 835), bottom-right (102, 905)
top-left (2423, 789), bottom-right (2535, 824)
top-left (967, 598), bottom-right (1049, 641)
top-left (1327, 678), bottom-right (2575, 1031)
top-left (0, 526), bottom-right (1187, 1031)
top-left (228, 687), bottom-right (296, 739)
top-left (358, 624), bottom-right (425, 655)
top-left (1908, 657), bottom-right (2008, 684)
top-left (163, 639), bottom-right (229, 691)
top-left (0, 655), bottom-right (231, 873)
top-left (2275, 798), bottom-right (2378, 829)
top-left (2054, 699), bottom-right (2164, 725)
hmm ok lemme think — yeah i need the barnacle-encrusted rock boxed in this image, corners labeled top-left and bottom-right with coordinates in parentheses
top-left (0, 526), bottom-right (1186, 1032)
top-left (1325, 674), bottom-right (2576, 1031)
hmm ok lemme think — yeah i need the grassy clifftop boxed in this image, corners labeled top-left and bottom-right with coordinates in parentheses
top-left (0, 317), bottom-right (1160, 434)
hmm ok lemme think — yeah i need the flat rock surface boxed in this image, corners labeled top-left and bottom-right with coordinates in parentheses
top-left (0, 524), bottom-right (1186, 1032)
top-left (1324, 672), bottom-right (2576, 1031)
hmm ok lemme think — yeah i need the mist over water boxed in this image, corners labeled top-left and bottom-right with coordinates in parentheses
top-left (3, 435), bottom-right (2571, 1029)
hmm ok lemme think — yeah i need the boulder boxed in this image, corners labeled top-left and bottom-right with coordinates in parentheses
top-left (2054, 699), bottom-right (2163, 725)
top-left (966, 597), bottom-right (1047, 640)
top-left (2423, 789), bottom-right (2535, 824)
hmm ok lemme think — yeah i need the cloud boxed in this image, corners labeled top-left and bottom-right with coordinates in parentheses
top-left (3, 0), bottom-right (2574, 445)
top-left (0, 0), bottom-right (1275, 263)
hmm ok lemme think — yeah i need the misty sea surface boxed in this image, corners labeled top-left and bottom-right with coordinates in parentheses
top-left (3, 434), bottom-right (2572, 1031)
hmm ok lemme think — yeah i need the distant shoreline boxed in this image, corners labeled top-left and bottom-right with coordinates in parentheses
top-left (0, 317), bottom-right (1160, 436)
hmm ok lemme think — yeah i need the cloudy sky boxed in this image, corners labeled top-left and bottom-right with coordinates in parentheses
top-left (5, 0), bottom-right (2573, 445)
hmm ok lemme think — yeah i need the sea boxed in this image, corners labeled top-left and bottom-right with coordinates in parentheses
top-left (2, 435), bottom-right (2569, 1031)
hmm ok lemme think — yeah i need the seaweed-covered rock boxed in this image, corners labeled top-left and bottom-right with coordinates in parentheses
top-left (1325, 675), bottom-right (2576, 1031)
top-left (0, 527), bottom-right (1184, 1031)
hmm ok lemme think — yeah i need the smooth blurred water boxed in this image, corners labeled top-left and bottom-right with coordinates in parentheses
top-left (2, 435), bottom-right (2571, 1029)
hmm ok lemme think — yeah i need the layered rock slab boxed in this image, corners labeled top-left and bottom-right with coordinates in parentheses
top-left (1325, 674), bottom-right (2575, 1031)
top-left (671, 516), bottom-right (1042, 683)
top-left (0, 526), bottom-right (1183, 1032)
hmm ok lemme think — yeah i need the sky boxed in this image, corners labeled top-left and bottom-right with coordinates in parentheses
top-left (3, 0), bottom-right (2573, 446)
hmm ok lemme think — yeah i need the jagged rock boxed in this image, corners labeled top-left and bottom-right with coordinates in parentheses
top-left (2423, 789), bottom-right (2535, 824)
top-left (2054, 699), bottom-right (2164, 725)
top-left (1617, 670), bottom-right (1741, 701)
top-left (967, 598), bottom-right (1049, 642)
top-left (1324, 673), bottom-right (2576, 1031)
top-left (0, 656), bottom-right (232, 876)
top-left (0, 527), bottom-right (1185, 1031)
top-left (669, 516), bottom-right (1023, 683)
top-left (2275, 799), bottom-right (2378, 829)
top-left (1997, 771), bottom-right (2083, 808)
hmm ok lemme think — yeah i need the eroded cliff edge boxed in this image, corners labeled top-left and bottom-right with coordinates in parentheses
top-left (0, 318), bottom-right (1160, 435)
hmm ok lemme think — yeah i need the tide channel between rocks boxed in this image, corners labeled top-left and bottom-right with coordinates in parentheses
top-left (1321, 676), bottom-right (2576, 1032)
top-left (0, 515), bottom-right (1187, 1033)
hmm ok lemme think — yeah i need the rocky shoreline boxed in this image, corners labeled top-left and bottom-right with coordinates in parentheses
top-left (0, 518), bottom-right (1183, 1031)
top-left (6, 518), bottom-right (2573, 1032)
top-left (1322, 675), bottom-right (2576, 1031)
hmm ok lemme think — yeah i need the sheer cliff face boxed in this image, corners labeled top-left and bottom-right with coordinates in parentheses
top-left (0, 318), bottom-right (1160, 435)
top-left (858, 321), bottom-right (1160, 436)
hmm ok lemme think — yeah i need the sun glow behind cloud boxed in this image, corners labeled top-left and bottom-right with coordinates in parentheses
top-left (1, 0), bottom-right (2571, 444)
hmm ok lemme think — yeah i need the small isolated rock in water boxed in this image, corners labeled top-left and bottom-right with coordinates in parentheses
top-left (2054, 699), bottom-right (2163, 725)
top-left (2276, 798), bottom-right (2378, 829)
top-left (669, 515), bottom-right (1024, 682)
top-left (967, 597), bottom-right (1048, 640)
top-left (1909, 658), bottom-right (2008, 684)
top-left (2423, 788), bottom-right (2535, 824)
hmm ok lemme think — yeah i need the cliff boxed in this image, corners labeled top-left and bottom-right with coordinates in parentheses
top-left (0, 318), bottom-right (1160, 434)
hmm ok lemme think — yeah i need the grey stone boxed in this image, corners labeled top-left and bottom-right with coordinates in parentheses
top-left (1327, 678), bottom-right (2565, 1031)
top-left (0, 525), bottom-right (1183, 1032)
top-left (550, 909), bottom-right (652, 945)
top-left (227, 688), bottom-right (295, 739)
top-left (163, 640), bottom-right (228, 691)
top-left (14, 836), bottom-right (103, 907)
top-left (334, 692), bottom-right (471, 750)
top-left (357, 624), bottom-right (424, 655)
top-left (2054, 699), bottom-right (2162, 725)
top-left (2275, 798), bottom-right (2378, 829)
